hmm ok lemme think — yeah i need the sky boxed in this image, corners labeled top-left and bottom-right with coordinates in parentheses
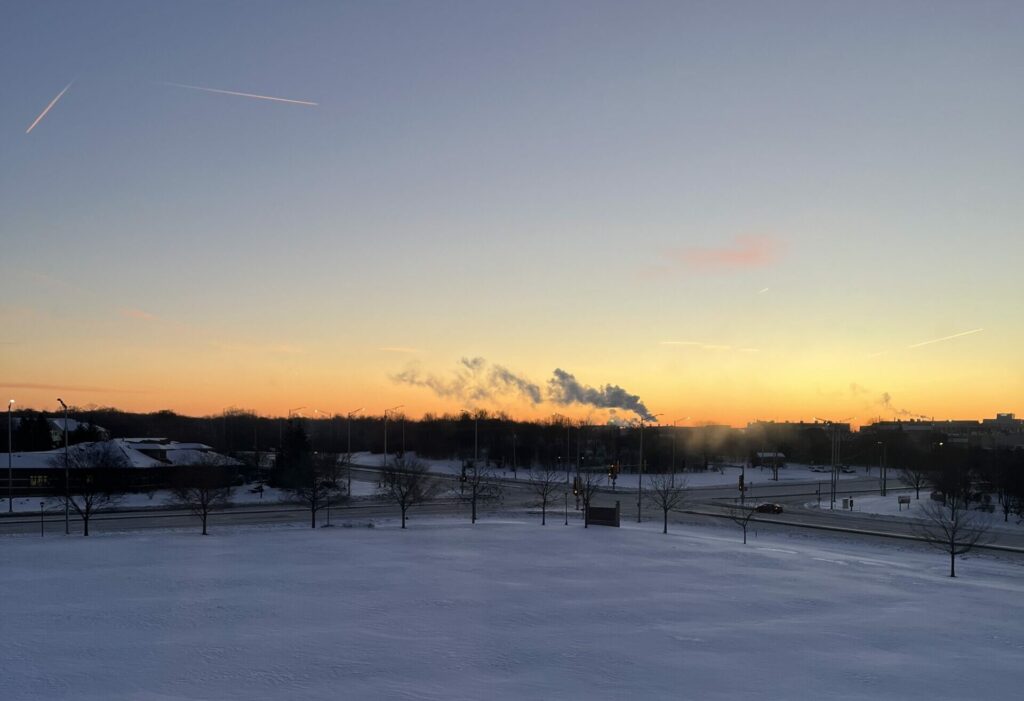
top-left (1, 1), bottom-right (1022, 426)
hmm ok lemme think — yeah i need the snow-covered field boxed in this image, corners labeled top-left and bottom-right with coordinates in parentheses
top-left (2, 518), bottom-right (1022, 700)
top-left (4, 479), bottom-right (381, 514)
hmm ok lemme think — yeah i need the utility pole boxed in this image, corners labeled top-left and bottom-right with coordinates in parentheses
top-left (638, 413), bottom-right (663, 522)
top-left (346, 407), bottom-right (362, 496)
top-left (7, 399), bottom-right (13, 512)
top-left (383, 405), bottom-right (403, 468)
top-left (57, 398), bottom-right (69, 535)
top-left (637, 418), bottom-right (644, 522)
top-left (877, 441), bottom-right (888, 496)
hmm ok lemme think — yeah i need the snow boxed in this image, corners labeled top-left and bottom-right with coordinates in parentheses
top-left (2, 516), bottom-right (1023, 700)
top-left (3, 479), bottom-right (383, 513)
top-left (809, 491), bottom-right (1024, 535)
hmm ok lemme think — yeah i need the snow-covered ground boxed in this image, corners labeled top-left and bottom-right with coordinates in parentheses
top-left (350, 451), bottom-right (868, 489)
top-left (2, 518), bottom-right (1021, 700)
top-left (808, 491), bottom-right (1024, 534)
top-left (3, 479), bottom-right (382, 514)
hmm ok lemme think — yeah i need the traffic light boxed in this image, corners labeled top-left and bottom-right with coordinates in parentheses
top-left (572, 476), bottom-right (580, 496)
top-left (738, 474), bottom-right (745, 491)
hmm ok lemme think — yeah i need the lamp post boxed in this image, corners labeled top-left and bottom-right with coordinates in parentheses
top-left (57, 398), bottom-right (69, 535)
top-left (877, 440), bottom-right (887, 496)
top-left (383, 405), bottom-right (403, 468)
top-left (671, 417), bottom-right (688, 473)
top-left (7, 399), bottom-right (13, 512)
top-left (459, 408), bottom-right (479, 465)
top-left (637, 413), bottom-right (664, 522)
top-left (346, 407), bottom-right (362, 495)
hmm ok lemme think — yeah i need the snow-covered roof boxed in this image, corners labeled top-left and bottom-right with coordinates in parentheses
top-left (0, 438), bottom-right (239, 469)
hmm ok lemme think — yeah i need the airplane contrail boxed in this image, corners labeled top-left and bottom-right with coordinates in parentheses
top-left (908, 327), bottom-right (984, 349)
top-left (26, 82), bottom-right (73, 133)
top-left (163, 82), bottom-right (318, 106)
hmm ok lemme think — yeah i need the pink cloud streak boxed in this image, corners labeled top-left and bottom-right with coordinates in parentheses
top-left (667, 236), bottom-right (784, 272)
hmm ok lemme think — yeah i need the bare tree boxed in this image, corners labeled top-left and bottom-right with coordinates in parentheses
top-left (459, 459), bottom-right (503, 524)
top-left (284, 452), bottom-right (345, 529)
top-left (646, 473), bottom-right (688, 534)
top-left (527, 468), bottom-right (563, 526)
top-left (576, 471), bottom-right (604, 528)
top-left (726, 501), bottom-right (757, 544)
top-left (380, 457), bottom-right (443, 528)
top-left (913, 493), bottom-right (991, 577)
top-left (169, 455), bottom-right (235, 535)
top-left (901, 464), bottom-right (930, 500)
top-left (51, 442), bottom-right (129, 536)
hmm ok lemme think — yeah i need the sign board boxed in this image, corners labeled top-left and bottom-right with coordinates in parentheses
top-left (898, 496), bottom-right (911, 504)
top-left (586, 501), bottom-right (620, 527)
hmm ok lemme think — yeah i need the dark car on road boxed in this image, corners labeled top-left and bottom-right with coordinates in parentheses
top-left (755, 503), bottom-right (784, 514)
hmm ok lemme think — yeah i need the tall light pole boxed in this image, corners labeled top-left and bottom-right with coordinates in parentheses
top-left (877, 440), bottom-right (887, 496)
top-left (383, 405), bottom-right (403, 467)
top-left (57, 398), bottom-right (69, 535)
top-left (281, 406), bottom-right (305, 453)
top-left (671, 417), bottom-right (688, 473)
top-left (7, 399), bottom-right (13, 512)
top-left (552, 413), bottom-right (570, 492)
top-left (638, 413), bottom-right (663, 522)
top-left (460, 408), bottom-right (479, 464)
top-left (346, 407), bottom-right (362, 495)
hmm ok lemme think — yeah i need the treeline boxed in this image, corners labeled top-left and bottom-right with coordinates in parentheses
top-left (6, 407), bottom-right (1023, 480)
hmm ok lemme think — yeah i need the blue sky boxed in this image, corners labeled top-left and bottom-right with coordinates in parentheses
top-left (2, 1), bottom-right (1022, 422)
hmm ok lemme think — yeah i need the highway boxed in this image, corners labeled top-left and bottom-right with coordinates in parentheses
top-left (3, 469), bottom-right (1023, 556)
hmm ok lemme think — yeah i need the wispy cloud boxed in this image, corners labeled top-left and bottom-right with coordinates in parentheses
top-left (164, 82), bottom-right (318, 106)
top-left (908, 328), bottom-right (984, 349)
top-left (0, 381), bottom-right (147, 394)
top-left (120, 308), bottom-right (157, 321)
top-left (26, 82), bottom-right (73, 134)
top-left (665, 236), bottom-right (784, 273)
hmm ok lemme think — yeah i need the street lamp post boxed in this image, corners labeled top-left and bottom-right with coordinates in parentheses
top-left (7, 399), bottom-right (13, 512)
top-left (383, 405), bottom-right (403, 468)
top-left (346, 407), bottom-right (362, 495)
top-left (671, 417), bottom-right (687, 473)
top-left (637, 413), bottom-right (663, 522)
top-left (878, 441), bottom-right (887, 496)
top-left (57, 398), bottom-right (69, 535)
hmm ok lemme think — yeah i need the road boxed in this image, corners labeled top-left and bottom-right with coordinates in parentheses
top-left (3, 469), bottom-right (1023, 554)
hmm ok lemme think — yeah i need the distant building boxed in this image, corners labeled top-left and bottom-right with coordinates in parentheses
top-left (0, 438), bottom-right (240, 498)
top-left (754, 451), bottom-right (786, 467)
top-left (982, 413), bottom-right (1024, 432)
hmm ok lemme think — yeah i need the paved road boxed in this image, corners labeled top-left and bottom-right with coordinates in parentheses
top-left (4, 469), bottom-right (1022, 554)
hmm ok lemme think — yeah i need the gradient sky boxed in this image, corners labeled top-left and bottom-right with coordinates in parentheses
top-left (2, 1), bottom-right (1022, 425)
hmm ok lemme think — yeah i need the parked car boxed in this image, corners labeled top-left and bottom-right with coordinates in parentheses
top-left (755, 503), bottom-right (784, 514)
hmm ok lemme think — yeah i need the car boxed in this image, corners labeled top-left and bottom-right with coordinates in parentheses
top-left (754, 503), bottom-right (784, 514)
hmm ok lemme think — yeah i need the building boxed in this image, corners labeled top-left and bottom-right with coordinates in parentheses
top-left (0, 438), bottom-right (240, 498)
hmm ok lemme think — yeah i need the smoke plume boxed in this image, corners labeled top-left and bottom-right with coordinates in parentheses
top-left (392, 357), bottom-right (542, 405)
top-left (547, 369), bottom-right (654, 421)
top-left (392, 359), bottom-right (654, 420)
